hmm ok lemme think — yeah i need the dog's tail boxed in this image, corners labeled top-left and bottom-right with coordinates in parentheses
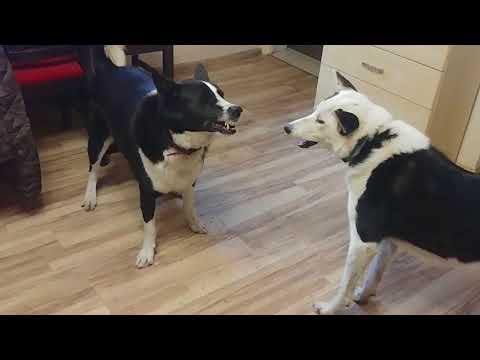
top-left (104, 45), bottom-right (127, 67)
top-left (101, 45), bottom-right (165, 79)
top-left (90, 45), bottom-right (127, 72)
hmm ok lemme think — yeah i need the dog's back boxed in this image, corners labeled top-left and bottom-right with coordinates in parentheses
top-left (356, 143), bottom-right (480, 263)
top-left (91, 49), bottom-right (156, 124)
top-left (88, 48), bottom-right (158, 156)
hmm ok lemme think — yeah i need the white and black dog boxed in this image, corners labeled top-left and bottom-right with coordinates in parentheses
top-left (83, 45), bottom-right (242, 268)
top-left (284, 72), bottom-right (480, 315)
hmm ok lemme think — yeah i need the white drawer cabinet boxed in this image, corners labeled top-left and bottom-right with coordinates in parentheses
top-left (317, 64), bottom-right (431, 132)
top-left (322, 45), bottom-right (442, 109)
top-left (458, 92), bottom-right (480, 171)
top-left (374, 45), bottom-right (449, 71)
top-left (315, 45), bottom-right (480, 172)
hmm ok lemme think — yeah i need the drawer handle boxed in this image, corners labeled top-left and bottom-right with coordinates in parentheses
top-left (361, 62), bottom-right (384, 75)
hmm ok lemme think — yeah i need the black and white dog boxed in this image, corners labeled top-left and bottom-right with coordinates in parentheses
top-left (284, 72), bottom-right (480, 315)
top-left (83, 45), bottom-right (242, 268)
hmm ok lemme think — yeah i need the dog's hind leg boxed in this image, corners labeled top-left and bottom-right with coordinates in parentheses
top-left (314, 225), bottom-right (378, 315)
top-left (353, 238), bottom-right (397, 304)
top-left (136, 187), bottom-right (157, 268)
top-left (82, 102), bottom-right (114, 210)
top-left (82, 136), bottom-right (113, 211)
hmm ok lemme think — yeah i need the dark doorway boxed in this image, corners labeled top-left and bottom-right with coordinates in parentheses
top-left (287, 45), bottom-right (323, 61)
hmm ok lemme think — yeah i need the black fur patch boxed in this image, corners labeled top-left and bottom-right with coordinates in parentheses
top-left (335, 109), bottom-right (359, 136)
top-left (356, 146), bottom-right (480, 263)
top-left (194, 64), bottom-right (210, 82)
top-left (344, 129), bottom-right (398, 167)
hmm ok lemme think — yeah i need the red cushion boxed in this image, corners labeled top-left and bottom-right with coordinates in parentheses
top-left (11, 53), bottom-right (78, 69)
top-left (14, 61), bottom-right (84, 86)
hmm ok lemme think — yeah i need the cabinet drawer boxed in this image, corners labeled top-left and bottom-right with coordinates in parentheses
top-left (322, 45), bottom-right (442, 109)
top-left (374, 45), bottom-right (449, 71)
top-left (316, 64), bottom-right (431, 133)
top-left (457, 91), bottom-right (480, 172)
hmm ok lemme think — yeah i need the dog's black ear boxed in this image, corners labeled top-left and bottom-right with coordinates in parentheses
top-left (194, 63), bottom-right (210, 82)
top-left (336, 72), bottom-right (358, 92)
top-left (335, 109), bottom-right (359, 136)
top-left (152, 72), bottom-right (176, 93)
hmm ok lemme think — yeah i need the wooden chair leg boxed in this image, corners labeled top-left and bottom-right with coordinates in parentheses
top-left (61, 104), bottom-right (73, 130)
top-left (132, 54), bottom-right (140, 66)
top-left (162, 47), bottom-right (174, 79)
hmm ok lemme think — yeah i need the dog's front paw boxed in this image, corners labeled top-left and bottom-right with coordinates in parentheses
top-left (136, 246), bottom-right (155, 268)
top-left (188, 220), bottom-right (208, 234)
top-left (82, 194), bottom-right (97, 211)
top-left (353, 286), bottom-right (375, 305)
top-left (313, 301), bottom-right (347, 315)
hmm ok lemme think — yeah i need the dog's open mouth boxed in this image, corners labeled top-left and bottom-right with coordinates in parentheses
top-left (298, 140), bottom-right (318, 148)
top-left (208, 120), bottom-right (237, 135)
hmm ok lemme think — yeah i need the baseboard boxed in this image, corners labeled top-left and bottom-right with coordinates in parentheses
top-left (272, 48), bottom-right (320, 77)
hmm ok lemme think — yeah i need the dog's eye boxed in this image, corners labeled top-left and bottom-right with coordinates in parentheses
top-left (316, 119), bottom-right (325, 124)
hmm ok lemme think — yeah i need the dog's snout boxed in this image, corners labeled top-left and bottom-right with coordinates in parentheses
top-left (228, 106), bottom-right (243, 119)
top-left (284, 125), bottom-right (292, 134)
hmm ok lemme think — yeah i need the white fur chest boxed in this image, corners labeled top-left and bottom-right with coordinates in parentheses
top-left (139, 147), bottom-right (207, 193)
top-left (138, 132), bottom-right (213, 194)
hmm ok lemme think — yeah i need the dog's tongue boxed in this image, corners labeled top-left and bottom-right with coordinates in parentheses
top-left (298, 140), bottom-right (318, 148)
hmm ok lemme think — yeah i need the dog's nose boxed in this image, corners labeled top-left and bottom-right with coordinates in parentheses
top-left (228, 106), bottom-right (243, 118)
top-left (284, 125), bottom-right (292, 134)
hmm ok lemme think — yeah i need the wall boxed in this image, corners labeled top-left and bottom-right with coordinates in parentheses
top-left (140, 45), bottom-right (264, 67)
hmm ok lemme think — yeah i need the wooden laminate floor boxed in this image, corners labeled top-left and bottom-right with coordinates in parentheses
top-left (1, 50), bottom-right (480, 315)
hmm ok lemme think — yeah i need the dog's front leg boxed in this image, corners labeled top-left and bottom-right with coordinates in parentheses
top-left (314, 226), bottom-right (377, 315)
top-left (182, 185), bottom-right (207, 234)
top-left (136, 188), bottom-right (157, 268)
